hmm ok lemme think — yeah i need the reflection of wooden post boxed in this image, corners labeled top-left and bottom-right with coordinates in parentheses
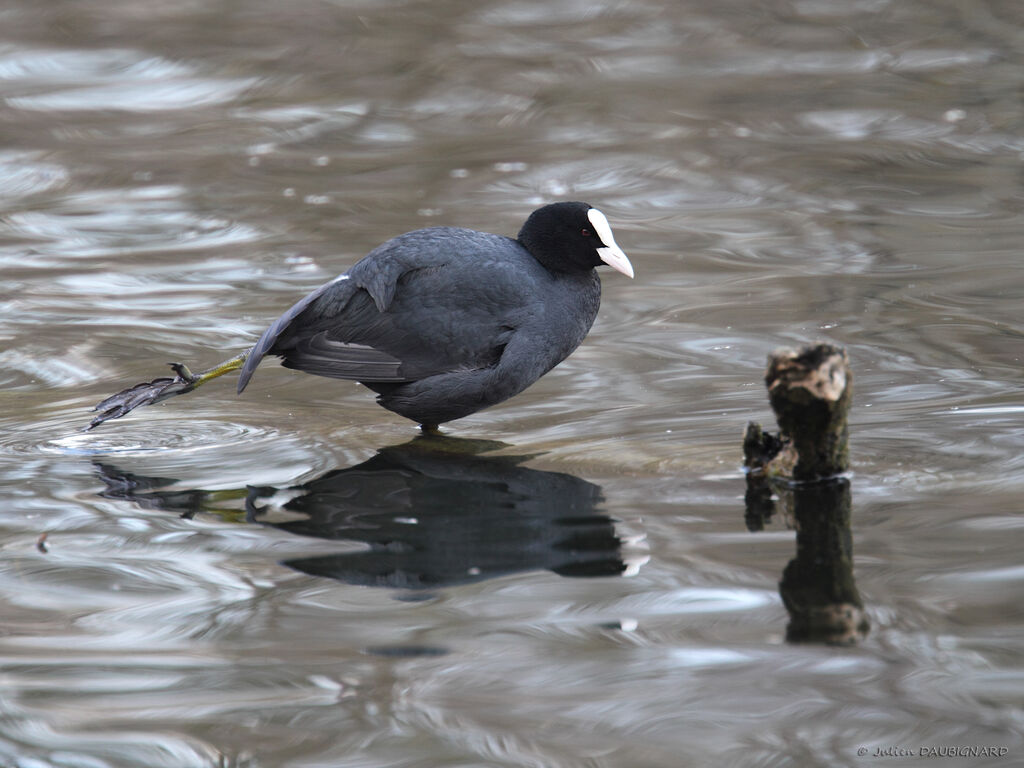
top-left (743, 343), bottom-right (867, 645)
top-left (780, 479), bottom-right (868, 644)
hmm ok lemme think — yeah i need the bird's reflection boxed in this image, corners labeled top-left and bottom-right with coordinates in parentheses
top-left (96, 434), bottom-right (630, 589)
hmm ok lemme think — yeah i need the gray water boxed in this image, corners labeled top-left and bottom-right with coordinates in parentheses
top-left (2, 0), bottom-right (1023, 766)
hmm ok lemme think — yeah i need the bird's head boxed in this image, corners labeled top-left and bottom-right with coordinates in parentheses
top-left (518, 201), bottom-right (634, 278)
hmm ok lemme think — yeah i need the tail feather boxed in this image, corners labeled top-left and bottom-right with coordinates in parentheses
top-left (237, 277), bottom-right (342, 393)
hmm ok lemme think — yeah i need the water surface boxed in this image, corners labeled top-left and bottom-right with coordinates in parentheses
top-left (1, 0), bottom-right (1023, 766)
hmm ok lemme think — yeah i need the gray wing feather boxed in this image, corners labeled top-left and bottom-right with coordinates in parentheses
top-left (281, 332), bottom-right (406, 381)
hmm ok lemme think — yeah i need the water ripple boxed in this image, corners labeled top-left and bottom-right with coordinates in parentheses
top-left (1, 185), bottom-right (262, 262)
top-left (1, 399), bottom-right (318, 482)
top-left (43, 420), bottom-right (278, 457)
top-left (0, 150), bottom-right (68, 199)
top-left (0, 47), bottom-right (190, 83)
top-left (2, 47), bottom-right (256, 112)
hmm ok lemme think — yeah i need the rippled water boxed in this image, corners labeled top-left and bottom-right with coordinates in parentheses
top-left (2, 0), bottom-right (1023, 766)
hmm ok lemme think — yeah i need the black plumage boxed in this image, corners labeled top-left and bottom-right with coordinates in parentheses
top-left (237, 201), bottom-right (634, 426)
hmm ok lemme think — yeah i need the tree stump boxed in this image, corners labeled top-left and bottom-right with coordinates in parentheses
top-left (744, 343), bottom-right (850, 481)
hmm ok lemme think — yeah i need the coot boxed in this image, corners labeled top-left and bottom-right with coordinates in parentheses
top-left (89, 201), bottom-right (632, 430)
top-left (237, 201), bottom-right (632, 426)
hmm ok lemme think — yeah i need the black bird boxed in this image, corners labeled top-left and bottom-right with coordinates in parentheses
top-left (89, 201), bottom-right (633, 430)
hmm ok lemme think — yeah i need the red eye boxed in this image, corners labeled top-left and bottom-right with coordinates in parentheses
top-left (581, 228), bottom-right (592, 237)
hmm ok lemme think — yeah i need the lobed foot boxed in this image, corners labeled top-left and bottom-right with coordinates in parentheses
top-left (87, 363), bottom-right (197, 431)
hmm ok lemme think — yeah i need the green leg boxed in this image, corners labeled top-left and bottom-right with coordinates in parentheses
top-left (170, 352), bottom-right (248, 391)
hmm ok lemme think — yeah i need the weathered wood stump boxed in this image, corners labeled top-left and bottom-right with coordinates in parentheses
top-left (743, 342), bottom-right (867, 645)
top-left (744, 343), bottom-right (851, 480)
